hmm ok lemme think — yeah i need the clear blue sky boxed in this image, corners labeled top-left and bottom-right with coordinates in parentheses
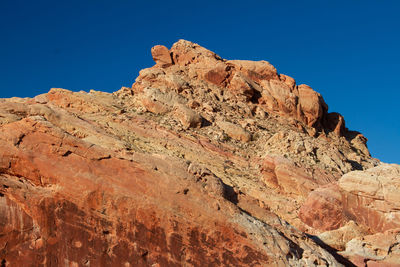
top-left (1, 0), bottom-right (399, 164)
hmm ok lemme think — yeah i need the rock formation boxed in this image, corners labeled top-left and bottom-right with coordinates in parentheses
top-left (0, 39), bottom-right (397, 266)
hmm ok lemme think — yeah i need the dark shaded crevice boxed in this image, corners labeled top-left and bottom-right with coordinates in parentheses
top-left (15, 134), bottom-right (25, 147)
top-left (141, 250), bottom-right (148, 261)
top-left (348, 160), bottom-right (363, 171)
top-left (250, 89), bottom-right (262, 104)
top-left (223, 184), bottom-right (238, 204)
top-left (62, 151), bottom-right (72, 157)
top-left (201, 118), bottom-right (212, 127)
top-left (97, 155), bottom-right (112, 161)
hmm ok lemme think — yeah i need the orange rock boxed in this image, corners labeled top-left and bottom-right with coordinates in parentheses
top-left (151, 45), bottom-right (173, 67)
top-left (297, 84), bottom-right (328, 128)
top-left (299, 184), bottom-right (345, 231)
top-left (227, 60), bottom-right (279, 82)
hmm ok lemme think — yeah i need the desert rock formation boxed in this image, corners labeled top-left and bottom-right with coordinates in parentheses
top-left (0, 40), bottom-right (397, 266)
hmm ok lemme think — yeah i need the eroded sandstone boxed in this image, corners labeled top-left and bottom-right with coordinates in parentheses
top-left (0, 39), bottom-right (395, 266)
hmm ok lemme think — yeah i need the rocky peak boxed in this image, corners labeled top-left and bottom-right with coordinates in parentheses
top-left (133, 40), bottom-right (351, 137)
top-left (123, 40), bottom-right (373, 176)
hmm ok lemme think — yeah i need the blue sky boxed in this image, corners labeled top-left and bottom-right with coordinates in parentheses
top-left (1, 0), bottom-right (399, 163)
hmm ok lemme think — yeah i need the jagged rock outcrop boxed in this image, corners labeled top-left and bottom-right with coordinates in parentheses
top-left (0, 39), bottom-right (395, 266)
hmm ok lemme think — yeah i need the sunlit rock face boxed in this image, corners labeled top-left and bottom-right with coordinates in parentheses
top-left (1, 39), bottom-right (396, 266)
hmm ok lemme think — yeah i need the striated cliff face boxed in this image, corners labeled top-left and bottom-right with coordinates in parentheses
top-left (0, 40), bottom-right (397, 266)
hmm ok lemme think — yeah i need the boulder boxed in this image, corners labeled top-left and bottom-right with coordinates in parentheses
top-left (173, 104), bottom-right (202, 129)
top-left (216, 121), bottom-right (251, 142)
top-left (151, 45), bottom-right (173, 67)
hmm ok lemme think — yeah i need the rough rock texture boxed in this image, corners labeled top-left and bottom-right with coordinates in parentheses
top-left (0, 39), bottom-right (396, 266)
top-left (300, 164), bottom-right (400, 233)
top-left (300, 164), bottom-right (400, 266)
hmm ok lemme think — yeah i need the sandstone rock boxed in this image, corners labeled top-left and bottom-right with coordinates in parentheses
top-left (279, 74), bottom-right (296, 89)
top-left (0, 112), bottom-right (342, 266)
top-left (216, 121), bottom-right (251, 142)
top-left (341, 229), bottom-right (400, 266)
top-left (204, 62), bottom-right (230, 86)
top-left (324, 112), bottom-right (345, 136)
top-left (227, 60), bottom-right (279, 82)
top-left (227, 71), bottom-right (258, 101)
top-left (317, 221), bottom-right (368, 250)
top-left (339, 164), bottom-right (400, 233)
top-left (0, 39), bottom-right (387, 266)
top-left (261, 155), bottom-right (321, 197)
top-left (300, 164), bottom-right (400, 237)
top-left (299, 183), bottom-right (345, 231)
top-left (151, 45), bottom-right (173, 67)
top-left (173, 104), bottom-right (202, 129)
top-left (170, 39), bottom-right (222, 67)
top-left (297, 84), bottom-right (328, 128)
top-left (260, 79), bottom-right (298, 115)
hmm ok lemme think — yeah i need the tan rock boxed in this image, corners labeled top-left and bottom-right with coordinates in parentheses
top-left (226, 71), bottom-right (257, 101)
top-left (261, 155), bottom-right (319, 197)
top-left (318, 221), bottom-right (368, 250)
top-left (173, 104), bottom-right (202, 129)
top-left (216, 121), bottom-right (251, 142)
top-left (342, 229), bottom-right (400, 266)
top-left (279, 74), bottom-right (296, 89)
top-left (170, 39), bottom-right (222, 67)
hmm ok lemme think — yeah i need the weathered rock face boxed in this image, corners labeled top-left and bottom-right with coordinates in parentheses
top-left (300, 164), bottom-right (400, 233)
top-left (300, 164), bottom-right (400, 266)
top-left (0, 39), bottom-right (395, 266)
top-left (0, 101), bottom-right (341, 266)
top-left (341, 229), bottom-right (400, 266)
